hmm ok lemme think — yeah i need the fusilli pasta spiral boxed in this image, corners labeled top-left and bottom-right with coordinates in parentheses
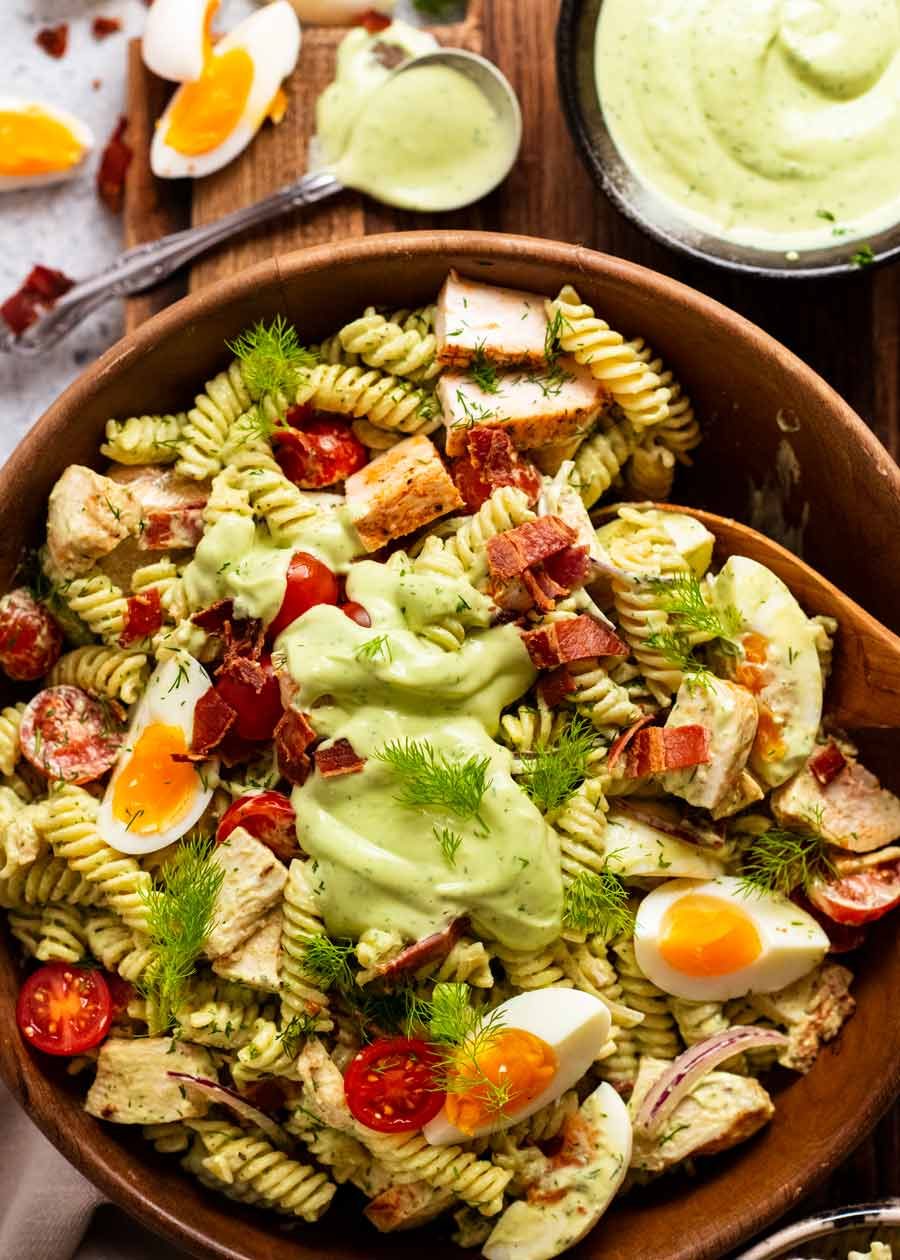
top-left (34, 903), bottom-right (89, 962)
top-left (85, 909), bottom-right (157, 982)
top-left (294, 363), bottom-right (440, 439)
top-left (614, 938), bottom-right (680, 1060)
top-left (280, 859), bottom-right (333, 1031)
top-left (175, 361), bottom-right (254, 481)
top-left (571, 414), bottom-right (638, 508)
top-left (0, 703), bottom-right (25, 777)
top-left (337, 307), bottom-right (441, 382)
top-left (59, 574), bottom-right (128, 643)
top-left (101, 414), bottom-right (185, 466)
top-left (49, 647), bottom-right (149, 705)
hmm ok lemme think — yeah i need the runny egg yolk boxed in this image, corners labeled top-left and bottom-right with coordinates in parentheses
top-left (112, 722), bottom-right (199, 835)
top-left (445, 1029), bottom-right (558, 1135)
top-left (165, 46), bottom-right (254, 156)
top-left (659, 893), bottom-right (762, 977)
top-left (0, 109), bottom-right (84, 176)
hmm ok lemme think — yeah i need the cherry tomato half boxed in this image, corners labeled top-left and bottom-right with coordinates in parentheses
top-left (268, 552), bottom-right (339, 641)
top-left (809, 857), bottom-right (900, 926)
top-left (340, 601), bottom-right (371, 628)
top-left (215, 654), bottom-right (283, 743)
top-left (273, 416), bottom-right (367, 490)
top-left (217, 790), bottom-right (298, 861)
top-left (16, 963), bottom-right (112, 1056)
top-left (344, 1037), bottom-right (444, 1133)
top-left (0, 587), bottom-right (63, 681)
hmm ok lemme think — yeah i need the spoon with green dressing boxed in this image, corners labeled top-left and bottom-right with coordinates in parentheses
top-left (2, 50), bottom-right (522, 356)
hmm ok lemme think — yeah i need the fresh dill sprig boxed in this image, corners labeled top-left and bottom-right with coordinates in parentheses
top-left (354, 634), bottom-right (393, 663)
top-left (300, 935), bottom-right (356, 992)
top-left (518, 716), bottom-right (597, 815)
top-left (544, 306), bottom-right (567, 366)
top-left (424, 983), bottom-right (511, 1121)
top-left (851, 244), bottom-right (875, 268)
top-left (469, 342), bottom-right (499, 394)
top-left (374, 738), bottom-right (491, 832)
top-left (138, 837), bottom-right (225, 1030)
top-left (227, 316), bottom-right (317, 400)
top-left (563, 869), bottom-right (634, 939)
top-left (738, 817), bottom-right (835, 898)
top-left (278, 1012), bottom-right (320, 1057)
top-left (452, 388), bottom-right (499, 429)
top-left (434, 825), bottom-right (463, 867)
top-left (645, 573), bottom-right (741, 676)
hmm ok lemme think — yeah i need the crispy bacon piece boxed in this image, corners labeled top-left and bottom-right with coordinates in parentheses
top-left (216, 654), bottom-right (268, 693)
top-left (809, 742), bottom-right (848, 788)
top-left (607, 714), bottom-right (656, 769)
top-left (486, 516), bottom-right (577, 582)
top-left (222, 617), bottom-right (265, 669)
top-left (97, 116), bottom-right (132, 213)
top-left (537, 666), bottom-right (577, 708)
top-left (191, 599), bottom-right (235, 635)
top-left (1, 266), bottom-right (75, 336)
top-left (315, 738), bottom-right (366, 778)
top-left (218, 731), bottom-right (263, 768)
top-left (543, 545), bottom-right (592, 592)
top-left (451, 427), bottom-right (542, 512)
top-left (140, 504), bottom-right (205, 551)
top-left (522, 615), bottom-right (628, 670)
top-left (375, 918), bottom-right (467, 982)
top-left (36, 24), bottom-right (68, 57)
top-left (191, 688), bottom-right (236, 758)
top-left (119, 589), bottom-right (163, 646)
top-left (624, 724), bottom-right (711, 778)
top-left (275, 709), bottom-right (317, 786)
top-left (91, 16), bottom-right (122, 38)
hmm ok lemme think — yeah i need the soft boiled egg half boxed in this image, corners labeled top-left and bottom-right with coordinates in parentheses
top-left (97, 654), bottom-right (217, 856)
top-left (423, 989), bottom-right (611, 1146)
top-left (634, 875), bottom-right (829, 1002)
top-left (0, 98), bottom-right (93, 191)
top-left (150, 2), bottom-right (301, 179)
top-left (143, 0), bottom-right (220, 83)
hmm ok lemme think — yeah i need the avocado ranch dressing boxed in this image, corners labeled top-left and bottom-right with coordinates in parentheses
top-left (183, 506), bottom-right (564, 950)
top-left (316, 22), bottom-right (519, 212)
top-left (595, 0), bottom-right (900, 252)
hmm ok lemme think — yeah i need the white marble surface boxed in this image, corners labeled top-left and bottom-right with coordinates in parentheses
top-left (0, 0), bottom-right (257, 462)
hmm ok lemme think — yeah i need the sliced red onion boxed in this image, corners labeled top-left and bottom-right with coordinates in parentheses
top-left (634, 1027), bottom-right (789, 1136)
top-left (613, 799), bottom-right (724, 849)
top-left (167, 1073), bottom-right (291, 1149)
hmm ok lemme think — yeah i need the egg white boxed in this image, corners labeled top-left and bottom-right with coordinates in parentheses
top-left (423, 989), bottom-right (611, 1146)
top-left (142, 0), bottom-right (215, 83)
top-left (150, 2), bottom-right (301, 180)
top-left (97, 653), bottom-right (218, 856)
top-left (634, 875), bottom-right (829, 1002)
top-left (0, 98), bottom-right (93, 192)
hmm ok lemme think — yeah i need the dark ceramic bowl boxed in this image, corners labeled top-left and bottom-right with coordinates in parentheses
top-left (1, 232), bottom-right (899, 1260)
top-left (556, 0), bottom-right (900, 279)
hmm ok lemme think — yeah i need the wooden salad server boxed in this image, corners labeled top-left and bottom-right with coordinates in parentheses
top-left (656, 505), bottom-right (900, 729)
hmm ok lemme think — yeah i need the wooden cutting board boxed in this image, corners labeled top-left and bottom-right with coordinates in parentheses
top-left (124, 2), bottom-right (600, 330)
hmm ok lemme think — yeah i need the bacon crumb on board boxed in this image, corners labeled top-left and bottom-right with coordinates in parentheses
top-left (91, 16), bottom-right (122, 38)
top-left (315, 738), bottom-right (366, 778)
top-left (97, 117), bottom-right (133, 213)
top-left (522, 615), bottom-right (628, 669)
top-left (1, 266), bottom-right (75, 336)
top-left (36, 24), bottom-right (68, 57)
top-left (624, 725), bottom-right (711, 778)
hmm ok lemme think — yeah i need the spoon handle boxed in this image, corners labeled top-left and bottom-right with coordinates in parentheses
top-left (2, 169), bottom-right (344, 356)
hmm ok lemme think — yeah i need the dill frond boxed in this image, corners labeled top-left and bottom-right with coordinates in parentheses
top-left (354, 634), bottom-right (393, 663)
top-left (278, 1012), bottom-right (319, 1058)
top-left (644, 573), bottom-right (741, 678)
top-left (434, 825), bottom-right (463, 867)
top-left (227, 316), bottom-right (317, 401)
top-left (469, 343), bottom-right (499, 394)
top-left (300, 935), bottom-right (356, 992)
top-left (544, 306), bottom-right (568, 366)
top-left (563, 869), bottom-right (633, 938)
top-left (424, 983), bottom-right (512, 1121)
top-left (374, 739), bottom-right (491, 832)
top-left (518, 716), bottom-right (597, 815)
top-left (137, 837), bottom-right (225, 1030)
top-left (738, 823), bottom-right (836, 898)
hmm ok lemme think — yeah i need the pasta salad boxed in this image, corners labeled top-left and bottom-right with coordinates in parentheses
top-left (3, 272), bottom-right (899, 1260)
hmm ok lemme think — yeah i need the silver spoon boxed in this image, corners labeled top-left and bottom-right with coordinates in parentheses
top-left (0, 49), bottom-right (521, 357)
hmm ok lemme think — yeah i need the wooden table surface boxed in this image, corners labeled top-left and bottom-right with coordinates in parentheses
top-left (123, 0), bottom-right (900, 1247)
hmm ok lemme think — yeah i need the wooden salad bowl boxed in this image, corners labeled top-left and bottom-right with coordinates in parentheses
top-left (1, 232), bottom-right (899, 1260)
